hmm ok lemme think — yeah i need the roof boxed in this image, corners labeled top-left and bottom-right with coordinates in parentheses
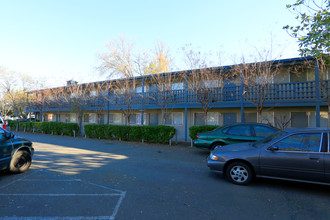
top-left (26, 56), bottom-right (317, 93)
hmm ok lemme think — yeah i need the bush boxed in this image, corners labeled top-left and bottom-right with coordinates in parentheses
top-left (189, 125), bottom-right (220, 140)
top-left (17, 121), bottom-right (79, 136)
top-left (84, 124), bottom-right (175, 143)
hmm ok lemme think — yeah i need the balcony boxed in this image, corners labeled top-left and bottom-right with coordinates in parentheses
top-left (27, 80), bottom-right (330, 112)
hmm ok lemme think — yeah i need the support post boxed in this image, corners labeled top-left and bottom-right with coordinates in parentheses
top-left (315, 60), bottom-right (321, 127)
top-left (184, 74), bottom-right (188, 142)
top-left (240, 65), bottom-right (244, 123)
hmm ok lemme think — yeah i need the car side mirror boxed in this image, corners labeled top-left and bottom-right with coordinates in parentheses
top-left (10, 132), bottom-right (15, 139)
top-left (267, 145), bottom-right (279, 151)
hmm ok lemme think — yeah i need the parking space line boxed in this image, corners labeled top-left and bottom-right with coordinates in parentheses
top-left (0, 169), bottom-right (126, 220)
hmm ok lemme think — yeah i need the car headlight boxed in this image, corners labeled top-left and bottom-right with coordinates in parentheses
top-left (210, 153), bottom-right (218, 161)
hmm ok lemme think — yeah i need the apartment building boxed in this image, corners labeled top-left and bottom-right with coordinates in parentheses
top-left (26, 57), bottom-right (330, 141)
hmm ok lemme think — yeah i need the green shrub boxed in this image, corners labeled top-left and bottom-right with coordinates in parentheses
top-left (189, 125), bottom-right (220, 140)
top-left (84, 124), bottom-right (175, 143)
top-left (17, 121), bottom-right (79, 136)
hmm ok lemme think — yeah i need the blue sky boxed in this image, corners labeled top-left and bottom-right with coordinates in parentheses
top-left (0, 0), bottom-right (300, 87)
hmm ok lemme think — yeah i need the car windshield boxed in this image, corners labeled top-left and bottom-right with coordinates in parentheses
top-left (253, 130), bottom-right (286, 148)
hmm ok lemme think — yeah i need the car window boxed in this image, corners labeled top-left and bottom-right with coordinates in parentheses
top-left (253, 125), bottom-right (276, 137)
top-left (272, 133), bottom-right (322, 152)
top-left (227, 125), bottom-right (251, 136)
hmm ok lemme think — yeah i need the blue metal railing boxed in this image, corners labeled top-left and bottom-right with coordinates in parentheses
top-left (27, 80), bottom-right (329, 112)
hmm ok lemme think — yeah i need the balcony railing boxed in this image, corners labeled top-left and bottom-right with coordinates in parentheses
top-left (28, 80), bottom-right (330, 112)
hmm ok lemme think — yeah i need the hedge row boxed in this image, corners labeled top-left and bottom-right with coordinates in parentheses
top-left (8, 121), bottom-right (79, 136)
top-left (189, 125), bottom-right (220, 140)
top-left (84, 124), bottom-right (175, 143)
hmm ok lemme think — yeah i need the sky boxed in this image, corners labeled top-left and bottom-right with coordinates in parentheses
top-left (0, 0), bottom-right (301, 88)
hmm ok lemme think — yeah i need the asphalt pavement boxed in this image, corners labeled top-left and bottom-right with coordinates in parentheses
top-left (0, 132), bottom-right (330, 220)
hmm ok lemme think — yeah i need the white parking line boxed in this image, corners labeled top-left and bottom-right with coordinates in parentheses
top-left (0, 169), bottom-right (126, 220)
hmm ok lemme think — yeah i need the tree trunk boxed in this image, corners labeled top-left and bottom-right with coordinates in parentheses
top-left (204, 111), bottom-right (208, 126)
top-left (328, 104), bottom-right (330, 128)
top-left (257, 110), bottom-right (262, 123)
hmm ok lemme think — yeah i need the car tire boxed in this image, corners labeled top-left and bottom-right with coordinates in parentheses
top-left (226, 162), bottom-right (253, 185)
top-left (211, 143), bottom-right (224, 150)
top-left (9, 150), bottom-right (32, 173)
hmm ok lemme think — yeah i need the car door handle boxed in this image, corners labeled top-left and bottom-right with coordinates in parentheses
top-left (309, 157), bottom-right (320, 162)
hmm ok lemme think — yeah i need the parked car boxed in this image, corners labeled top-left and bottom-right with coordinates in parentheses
top-left (0, 127), bottom-right (34, 173)
top-left (0, 116), bottom-right (7, 130)
top-left (194, 123), bottom-right (279, 150)
top-left (207, 128), bottom-right (330, 185)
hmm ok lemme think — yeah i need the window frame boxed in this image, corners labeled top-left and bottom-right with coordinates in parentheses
top-left (270, 132), bottom-right (323, 153)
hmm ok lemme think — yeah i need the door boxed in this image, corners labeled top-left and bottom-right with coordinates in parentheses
top-left (223, 124), bottom-right (256, 144)
top-left (260, 132), bottom-right (324, 182)
top-left (325, 133), bottom-right (330, 182)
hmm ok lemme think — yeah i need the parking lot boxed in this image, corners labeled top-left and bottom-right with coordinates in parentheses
top-left (1, 132), bottom-right (330, 220)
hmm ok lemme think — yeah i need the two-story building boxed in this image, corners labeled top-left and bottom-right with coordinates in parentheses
top-left (26, 56), bottom-right (329, 141)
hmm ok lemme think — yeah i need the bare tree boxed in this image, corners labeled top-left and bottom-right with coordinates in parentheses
top-left (234, 59), bottom-right (281, 123)
top-left (109, 77), bottom-right (137, 125)
top-left (66, 83), bottom-right (89, 134)
top-left (85, 81), bottom-right (109, 124)
top-left (148, 72), bottom-right (179, 124)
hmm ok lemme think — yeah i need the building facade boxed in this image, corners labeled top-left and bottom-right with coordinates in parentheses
top-left (26, 57), bottom-right (330, 141)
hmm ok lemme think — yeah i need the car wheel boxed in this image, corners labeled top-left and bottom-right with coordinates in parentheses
top-left (211, 143), bottom-right (224, 150)
top-left (226, 162), bottom-right (253, 185)
top-left (9, 150), bottom-right (32, 173)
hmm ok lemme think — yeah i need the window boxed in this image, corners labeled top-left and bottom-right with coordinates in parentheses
top-left (165, 112), bottom-right (183, 126)
top-left (272, 133), bottom-right (322, 152)
top-left (136, 86), bottom-right (146, 93)
top-left (290, 72), bottom-right (307, 82)
top-left (109, 113), bottom-right (121, 124)
top-left (223, 113), bottom-right (237, 125)
top-left (149, 113), bottom-right (159, 125)
top-left (244, 112), bottom-right (257, 123)
top-left (84, 114), bottom-right (90, 123)
top-left (129, 114), bottom-right (137, 124)
top-left (194, 112), bottom-right (218, 126)
top-left (291, 112), bottom-right (308, 128)
top-left (65, 114), bottom-right (70, 123)
top-left (227, 125), bottom-right (251, 136)
top-left (135, 113), bottom-right (147, 125)
top-left (172, 82), bottom-right (183, 90)
top-left (204, 80), bottom-right (218, 88)
top-left (90, 90), bottom-right (97, 97)
top-left (253, 125), bottom-right (276, 137)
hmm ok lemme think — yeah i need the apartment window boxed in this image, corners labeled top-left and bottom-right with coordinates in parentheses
top-left (172, 82), bottom-right (183, 90)
top-left (129, 114), bottom-right (137, 124)
top-left (149, 113), bottom-right (159, 125)
top-left (291, 112), bottom-right (308, 128)
top-left (204, 80), bottom-right (218, 88)
top-left (244, 112), bottom-right (257, 123)
top-left (194, 112), bottom-right (218, 126)
top-left (290, 72), bottom-right (307, 82)
top-left (84, 114), bottom-right (90, 123)
top-left (165, 112), bottom-right (183, 126)
top-left (223, 113), bottom-right (237, 125)
top-left (136, 113), bottom-right (147, 125)
top-left (109, 113), bottom-right (121, 124)
top-left (136, 86), bottom-right (146, 93)
top-left (65, 114), bottom-right (70, 123)
top-left (90, 90), bottom-right (97, 97)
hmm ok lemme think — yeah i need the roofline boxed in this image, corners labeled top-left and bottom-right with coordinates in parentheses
top-left (26, 56), bottom-right (318, 93)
